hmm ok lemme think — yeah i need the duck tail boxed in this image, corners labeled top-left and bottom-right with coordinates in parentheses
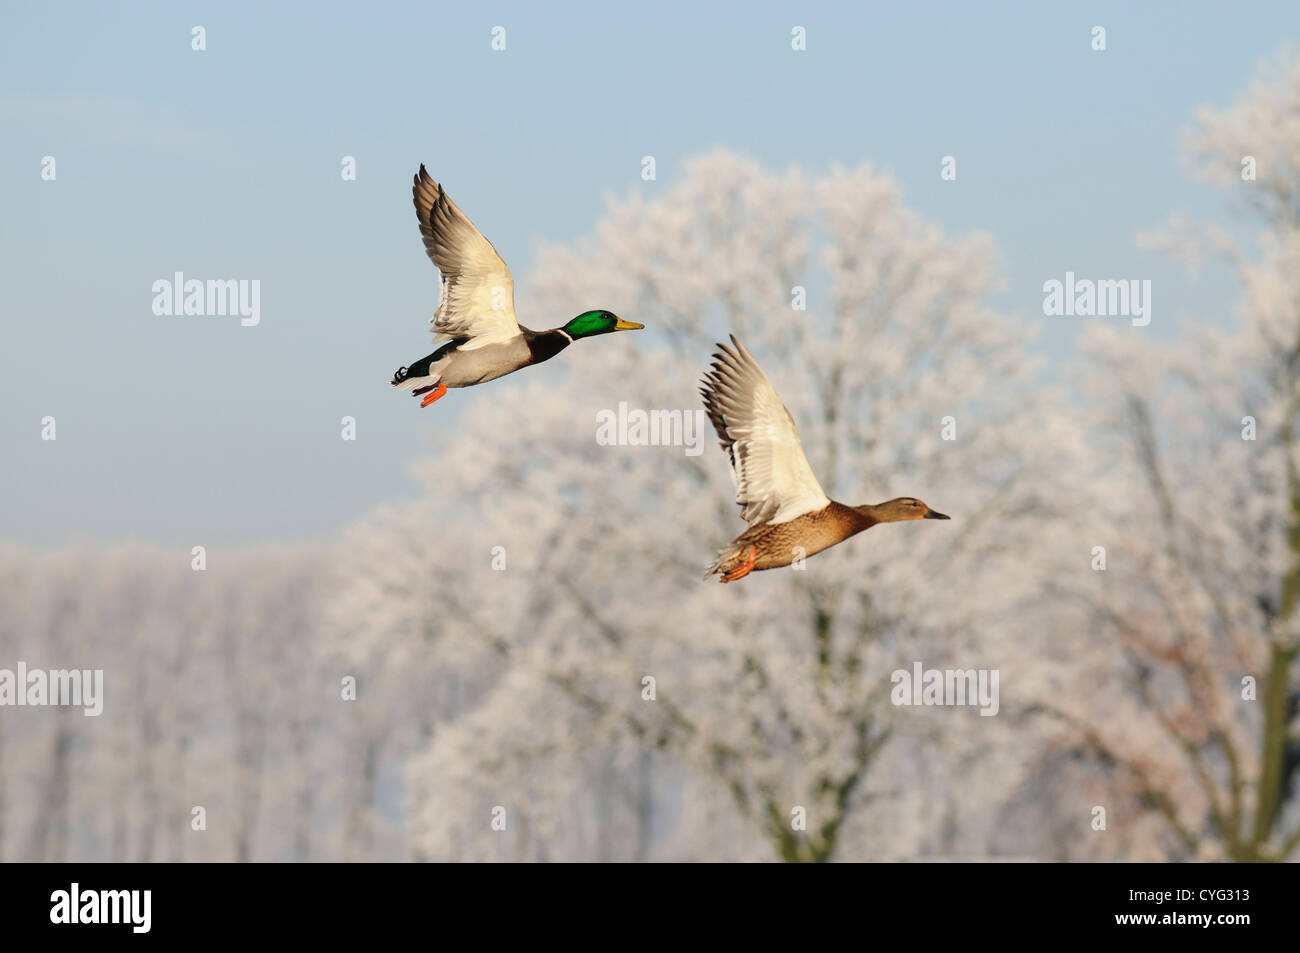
top-left (703, 543), bottom-right (741, 580)
top-left (391, 366), bottom-right (442, 392)
top-left (392, 342), bottom-right (454, 389)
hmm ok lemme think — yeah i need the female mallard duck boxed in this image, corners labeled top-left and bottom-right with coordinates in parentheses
top-left (392, 165), bottom-right (643, 407)
top-left (700, 336), bottom-right (950, 583)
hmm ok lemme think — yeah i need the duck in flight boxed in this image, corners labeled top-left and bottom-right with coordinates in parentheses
top-left (700, 336), bottom-right (950, 582)
top-left (392, 165), bottom-right (643, 407)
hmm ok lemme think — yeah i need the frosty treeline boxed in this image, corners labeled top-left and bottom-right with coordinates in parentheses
top-left (1, 55), bottom-right (1298, 862)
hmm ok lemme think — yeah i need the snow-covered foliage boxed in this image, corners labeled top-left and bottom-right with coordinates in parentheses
top-left (329, 151), bottom-right (1085, 861)
top-left (5, 57), bottom-right (1300, 861)
top-left (1033, 51), bottom-right (1300, 861)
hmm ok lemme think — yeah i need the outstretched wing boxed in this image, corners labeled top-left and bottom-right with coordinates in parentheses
top-left (699, 335), bottom-right (830, 527)
top-left (412, 165), bottom-right (521, 349)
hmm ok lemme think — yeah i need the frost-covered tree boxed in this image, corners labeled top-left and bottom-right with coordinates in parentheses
top-left (331, 151), bottom-right (1085, 861)
top-left (1039, 51), bottom-right (1300, 861)
top-left (0, 544), bottom-right (348, 862)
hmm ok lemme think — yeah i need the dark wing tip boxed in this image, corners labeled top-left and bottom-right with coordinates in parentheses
top-left (413, 169), bottom-right (443, 227)
top-left (715, 338), bottom-right (741, 363)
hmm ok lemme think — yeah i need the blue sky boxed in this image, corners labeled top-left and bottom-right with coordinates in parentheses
top-left (2, 1), bottom-right (1296, 545)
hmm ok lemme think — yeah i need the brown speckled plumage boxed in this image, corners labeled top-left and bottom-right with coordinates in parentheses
top-left (709, 502), bottom-right (877, 576)
top-left (701, 337), bottom-right (949, 582)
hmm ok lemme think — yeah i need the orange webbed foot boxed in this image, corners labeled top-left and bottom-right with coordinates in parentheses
top-left (721, 546), bottom-right (757, 583)
top-left (420, 382), bottom-right (448, 407)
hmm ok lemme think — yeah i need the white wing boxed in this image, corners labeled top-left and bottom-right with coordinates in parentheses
top-left (412, 165), bottom-right (521, 350)
top-left (699, 335), bottom-right (831, 526)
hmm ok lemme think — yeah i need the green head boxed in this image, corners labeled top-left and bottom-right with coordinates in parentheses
top-left (562, 310), bottom-right (644, 340)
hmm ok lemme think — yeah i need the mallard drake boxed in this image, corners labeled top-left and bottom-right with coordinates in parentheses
top-left (700, 336), bottom-right (950, 583)
top-left (392, 165), bottom-right (643, 406)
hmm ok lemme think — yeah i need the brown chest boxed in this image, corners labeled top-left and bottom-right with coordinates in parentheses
top-left (748, 503), bottom-right (873, 569)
